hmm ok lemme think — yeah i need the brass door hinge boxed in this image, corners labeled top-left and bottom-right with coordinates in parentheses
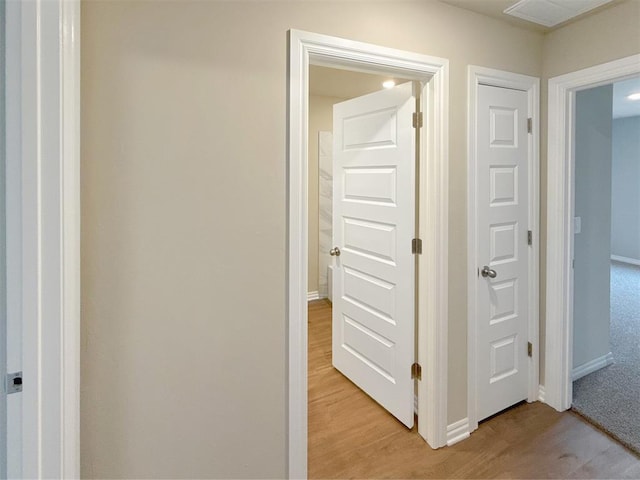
top-left (412, 238), bottom-right (422, 255)
top-left (411, 362), bottom-right (422, 380)
top-left (413, 112), bottom-right (423, 129)
top-left (527, 342), bottom-right (533, 358)
top-left (528, 230), bottom-right (533, 246)
top-left (527, 117), bottom-right (532, 134)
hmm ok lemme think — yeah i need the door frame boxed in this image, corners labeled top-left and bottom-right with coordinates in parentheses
top-left (0, 0), bottom-right (6, 473)
top-left (467, 66), bottom-right (540, 434)
top-left (544, 54), bottom-right (640, 412)
top-left (287, 29), bottom-right (449, 478)
top-left (5, 1), bottom-right (81, 477)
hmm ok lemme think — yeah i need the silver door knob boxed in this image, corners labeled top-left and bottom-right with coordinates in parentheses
top-left (481, 266), bottom-right (497, 278)
top-left (330, 247), bottom-right (341, 257)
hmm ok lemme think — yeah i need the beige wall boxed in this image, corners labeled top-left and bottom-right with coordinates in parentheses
top-left (542, 0), bottom-right (640, 79)
top-left (81, 1), bottom-right (547, 477)
top-left (538, 0), bottom-right (640, 382)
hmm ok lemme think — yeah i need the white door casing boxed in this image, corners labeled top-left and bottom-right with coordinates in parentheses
top-left (1, 1), bottom-right (7, 473)
top-left (476, 84), bottom-right (530, 421)
top-left (332, 82), bottom-right (415, 428)
top-left (545, 55), bottom-right (640, 412)
top-left (5, 1), bottom-right (81, 478)
top-left (468, 67), bottom-right (539, 434)
top-left (288, 30), bottom-right (449, 477)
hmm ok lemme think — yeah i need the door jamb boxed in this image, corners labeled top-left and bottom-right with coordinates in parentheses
top-left (6, 1), bottom-right (81, 477)
top-left (467, 66), bottom-right (540, 434)
top-left (287, 29), bottom-right (449, 478)
top-left (544, 54), bottom-right (640, 412)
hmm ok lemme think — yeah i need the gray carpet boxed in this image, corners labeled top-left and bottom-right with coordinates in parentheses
top-left (572, 260), bottom-right (640, 454)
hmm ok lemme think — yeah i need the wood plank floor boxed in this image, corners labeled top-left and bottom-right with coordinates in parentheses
top-left (308, 299), bottom-right (640, 479)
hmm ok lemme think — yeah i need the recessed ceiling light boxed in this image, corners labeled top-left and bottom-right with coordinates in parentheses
top-left (382, 80), bottom-right (396, 89)
top-left (627, 92), bottom-right (640, 101)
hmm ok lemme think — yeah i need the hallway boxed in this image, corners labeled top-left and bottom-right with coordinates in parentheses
top-left (308, 299), bottom-right (640, 479)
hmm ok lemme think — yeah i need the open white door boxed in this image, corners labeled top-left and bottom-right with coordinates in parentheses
top-left (331, 82), bottom-right (416, 428)
top-left (476, 84), bottom-right (530, 421)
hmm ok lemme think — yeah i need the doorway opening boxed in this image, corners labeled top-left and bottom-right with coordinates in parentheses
top-left (287, 30), bottom-right (449, 477)
top-left (307, 66), bottom-right (419, 474)
top-left (545, 53), bottom-right (640, 428)
top-left (570, 76), bottom-right (640, 454)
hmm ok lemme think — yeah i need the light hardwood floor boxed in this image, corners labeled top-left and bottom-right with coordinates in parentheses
top-left (308, 299), bottom-right (640, 479)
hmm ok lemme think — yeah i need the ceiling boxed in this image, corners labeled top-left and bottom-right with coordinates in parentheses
top-left (438, 0), bottom-right (624, 32)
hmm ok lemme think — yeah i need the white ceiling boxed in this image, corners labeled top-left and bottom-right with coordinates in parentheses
top-left (439, 0), bottom-right (624, 31)
top-left (504, 0), bottom-right (614, 28)
top-left (613, 77), bottom-right (640, 119)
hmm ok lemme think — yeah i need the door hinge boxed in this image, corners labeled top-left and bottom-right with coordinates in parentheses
top-left (528, 230), bottom-right (532, 246)
top-left (6, 372), bottom-right (23, 394)
top-left (527, 342), bottom-right (533, 358)
top-left (411, 362), bottom-right (422, 380)
top-left (527, 117), bottom-right (532, 134)
top-left (413, 112), bottom-right (423, 129)
top-left (412, 238), bottom-right (422, 254)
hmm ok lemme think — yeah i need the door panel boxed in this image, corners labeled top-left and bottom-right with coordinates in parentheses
top-left (477, 84), bottom-right (529, 421)
top-left (332, 82), bottom-right (415, 428)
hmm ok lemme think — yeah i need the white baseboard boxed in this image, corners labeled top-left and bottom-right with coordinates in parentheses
top-left (538, 385), bottom-right (546, 402)
top-left (572, 352), bottom-right (614, 381)
top-left (307, 291), bottom-right (320, 302)
top-left (611, 255), bottom-right (640, 266)
top-left (446, 418), bottom-right (470, 446)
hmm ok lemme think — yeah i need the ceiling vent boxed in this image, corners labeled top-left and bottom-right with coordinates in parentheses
top-left (504, 0), bottom-right (613, 27)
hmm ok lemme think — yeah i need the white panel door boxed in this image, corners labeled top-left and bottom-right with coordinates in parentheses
top-left (332, 82), bottom-right (415, 428)
top-left (477, 84), bottom-right (529, 421)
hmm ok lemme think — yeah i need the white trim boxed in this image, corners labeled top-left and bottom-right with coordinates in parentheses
top-left (0, 1), bottom-right (7, 474)
top-left (61, 2), bottom-right (81, 474)
top-left (5, 1), bottom-right (23, 476)
top-left (13, 1), bottom-right (81, 477)
top-left (446, 418), bottom-right (470, 446)
top-left (611, 255), bottom-right (640, 267)
top-left (466, 66), bottom-right (540, 434)
top-left (307, 291), bottom-right (320, 302)
top-left (287, 29), bottom-right (449, 478)
top-left (572, 352), bottom-right (614, 381)
top-left (416, 51), bottom-right (449, 452)
top-left (538, 385), bottom-right (546, 402)
top-left (545, 54), bottom-right (640, 412)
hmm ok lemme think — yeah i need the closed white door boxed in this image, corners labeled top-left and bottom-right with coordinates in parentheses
top-left (476, 84), bottom-right (529, 421)
top-left (331, 82), bottom-right (416, 428)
